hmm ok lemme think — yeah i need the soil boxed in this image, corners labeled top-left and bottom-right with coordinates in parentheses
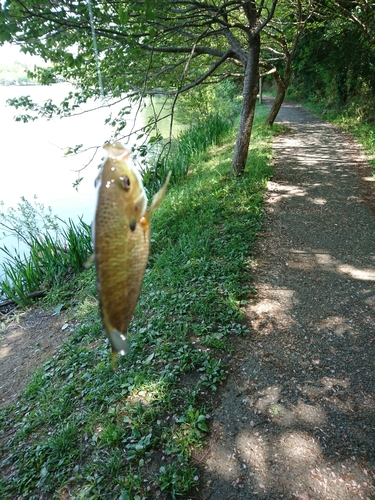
top-left (0, 308), bottom-right (67, 408)
top-left (1, 100), bottom-right (375, 499)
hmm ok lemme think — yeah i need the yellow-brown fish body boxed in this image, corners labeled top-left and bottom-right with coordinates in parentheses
top-left (94, 142), bottom-right (170, 365)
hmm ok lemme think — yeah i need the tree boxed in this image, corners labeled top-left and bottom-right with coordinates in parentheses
top-left (319, 0), bottom-right (375, 45)
top-left (291, 6), bottom-right (375, 117)
top-left (260, 0), bottom-right (314, 125)
top-left (0, 0), bottom-right (278, 175)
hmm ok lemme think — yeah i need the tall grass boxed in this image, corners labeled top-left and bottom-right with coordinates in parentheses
top-left (0, 217), bottom-right (92, 306)
top-left (142, 113), bottom-right (233, 193)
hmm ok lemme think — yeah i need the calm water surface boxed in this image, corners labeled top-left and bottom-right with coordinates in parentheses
top-left (0, 83), bottom-right (182, 272)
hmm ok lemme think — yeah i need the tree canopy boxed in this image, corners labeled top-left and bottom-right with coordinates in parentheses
top-left (0, 0), bottom-right (278, 174)
top-left (291, 0), bottom-right (375, 120)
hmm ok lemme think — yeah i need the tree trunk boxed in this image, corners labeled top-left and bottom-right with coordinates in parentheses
top-left (264, 76), bottom-right (286, 125)
top-left (231, 33), bottom-right (261, 175)
top-left (264, 62), bottom-right (292, 125)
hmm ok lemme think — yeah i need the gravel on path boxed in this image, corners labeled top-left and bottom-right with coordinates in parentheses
top-left (198, 101), bottom-right (375, 500)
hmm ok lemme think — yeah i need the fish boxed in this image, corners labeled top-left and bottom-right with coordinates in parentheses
top-left (94, 142), bottom-right (171, 366)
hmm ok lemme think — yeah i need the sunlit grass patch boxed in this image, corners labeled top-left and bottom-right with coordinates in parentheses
top-left (142, 112), bottom-right (233, 193)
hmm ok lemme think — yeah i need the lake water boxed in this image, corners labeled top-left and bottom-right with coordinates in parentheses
top-left (0, 83), bottom-right (184, 274)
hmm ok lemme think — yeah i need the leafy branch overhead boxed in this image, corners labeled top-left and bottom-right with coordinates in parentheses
top-left (1, 0), bottom-right (278, 174)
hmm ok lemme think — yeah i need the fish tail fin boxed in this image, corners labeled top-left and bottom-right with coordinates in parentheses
top-left (146, 171), bottom-right (172, 221)
top-left (107, 328), bottom-right (131, 369)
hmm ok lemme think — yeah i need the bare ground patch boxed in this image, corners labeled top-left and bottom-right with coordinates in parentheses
top-left (0, 308), bottom-right (67, 408)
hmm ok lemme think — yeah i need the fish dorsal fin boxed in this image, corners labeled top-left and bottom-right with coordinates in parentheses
top-left (145, 171), bottom-right (172, 222)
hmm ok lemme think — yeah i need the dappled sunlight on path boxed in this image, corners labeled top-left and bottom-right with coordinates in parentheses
top-left (199, 101), bottom-right (375, 499)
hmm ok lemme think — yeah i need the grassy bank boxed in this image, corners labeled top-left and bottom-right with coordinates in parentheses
top-left (0, 104), bottom-right (279, 499)
top-left (0, 112), bottom-right (233, 308)
top-left (0, 216), bottom-right (92, 306)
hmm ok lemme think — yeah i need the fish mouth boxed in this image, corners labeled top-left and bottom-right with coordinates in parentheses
top-left (130, 220), bottom-right (136, 231)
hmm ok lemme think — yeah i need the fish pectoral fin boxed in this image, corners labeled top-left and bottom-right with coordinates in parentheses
top-left (146, 171), bottom-right (172, 221)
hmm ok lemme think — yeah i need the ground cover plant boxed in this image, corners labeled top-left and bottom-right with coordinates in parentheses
top-left (0, 104), bottom-right (280, 499)
top-left (142, 112), bottom-right (234, 193)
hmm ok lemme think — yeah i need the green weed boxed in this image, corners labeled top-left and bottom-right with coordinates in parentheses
top-left (142, 112), bottom-right (233, 193)
top-left (0, 216), bottom-right (93, 307)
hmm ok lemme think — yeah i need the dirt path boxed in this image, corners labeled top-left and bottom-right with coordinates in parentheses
top-left (0, 309), bottom-right (67, 407)
top-left (198, 101), bottom-right (375, 499)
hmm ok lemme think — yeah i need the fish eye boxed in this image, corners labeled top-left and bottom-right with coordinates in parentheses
top-left (119, 175), bottom-right (131, 191)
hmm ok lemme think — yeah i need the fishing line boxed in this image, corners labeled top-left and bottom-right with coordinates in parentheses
top-left (87, 0), bottom-right (104, 97)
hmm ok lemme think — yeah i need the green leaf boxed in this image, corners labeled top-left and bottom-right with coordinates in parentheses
top-left (53, 303), bottom-right (65, 314)
top-left (197, 421), bottom-right (209, 432)
top-left (144, 352), bottom-right (155, 364)
top-left (118, 6), bottom-right (129, 24)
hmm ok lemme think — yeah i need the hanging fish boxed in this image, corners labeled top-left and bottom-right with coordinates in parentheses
top-left (94, 142), bottom-right (171, 366)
